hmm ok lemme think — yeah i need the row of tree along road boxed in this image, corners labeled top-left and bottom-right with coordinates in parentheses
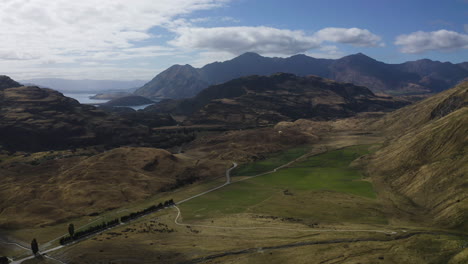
top-left (59, 199), bottom-right (175, 245)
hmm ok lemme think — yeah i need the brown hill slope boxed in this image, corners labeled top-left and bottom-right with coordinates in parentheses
top-left (0, 147), bottom-right (227, 228)
top-left (365, 82), bottom-right (468, 230)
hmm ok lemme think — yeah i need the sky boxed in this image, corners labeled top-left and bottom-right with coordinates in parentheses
top-left (1, 0), bottom-right (467, 81)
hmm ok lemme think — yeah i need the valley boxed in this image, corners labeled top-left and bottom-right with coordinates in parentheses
top-left (2, 2), bottom-right (468, 263)
top-left (1, 106), bottom-right (466, 263)
top-left (0, 59), bottom-right (467, 264)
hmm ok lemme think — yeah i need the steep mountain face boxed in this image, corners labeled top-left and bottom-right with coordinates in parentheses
top-left (135, 53), bottom-right (468, 99)
top-left (135, 64), bottom-right (209, 99)
top-left (146, 73), bottom-right (408, 126)
top-left (366, 82), bottom-right (468, 229)
top-left (0, 75), bottom-right (21, 90)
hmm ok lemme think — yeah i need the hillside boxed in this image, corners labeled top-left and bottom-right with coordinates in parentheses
top-left (0, 86), bottom-right (149, 151)
top-left (146, 73), bottom-right (409, 126)
top-left (365, 82), bottom-right (468, 229)
top-left (0, 80), bottom-right (189, 151)
top-left (135, 64), bottom-right (209, 99)
top-left (0, 147), bottom-right (228, 227)
top-left (135, 52), bottom-right (468, 99)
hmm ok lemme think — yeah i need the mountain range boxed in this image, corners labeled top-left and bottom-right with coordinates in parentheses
top-left (135, 52), bottom-right (468, 99)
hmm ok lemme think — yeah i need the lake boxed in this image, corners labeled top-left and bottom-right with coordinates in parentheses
top-left (64, 93), bottom-right (109, 104)
top-left (64, 93), bottom-right (156, 110)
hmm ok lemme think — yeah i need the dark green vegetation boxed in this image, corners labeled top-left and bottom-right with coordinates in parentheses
top-left (30, 239), bottom-right (38, 255)
top-left (260, 145), bottom-right (376, 199)
top-left (0, 256), bottom-right (8, 264)
top-left (135, 52), bottom-right (468, 99)
top-left (59, 199), bottom-right (175, 245)
top-left (181, 145), bottom-right (383, 224)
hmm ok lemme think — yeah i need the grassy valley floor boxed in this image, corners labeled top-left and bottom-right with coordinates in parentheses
top-left (2, 131), bottom-right (467, 264)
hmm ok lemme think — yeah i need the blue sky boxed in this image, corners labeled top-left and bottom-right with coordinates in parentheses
top-left (0, 0), bottom-right (467, 80)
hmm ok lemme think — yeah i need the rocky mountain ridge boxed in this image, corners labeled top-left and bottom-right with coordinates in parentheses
top-left (135, 52), bottom-right (468, 99)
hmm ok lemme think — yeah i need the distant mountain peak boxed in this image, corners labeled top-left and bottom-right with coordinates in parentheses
top-left (238, 52), bottom-right (262, 58)
top-left (0, 75), bottom-right (22, 90)
top-left (168, 64), bottom-right (196, 70)
top-left (343, 52), bottom-right (375, 61)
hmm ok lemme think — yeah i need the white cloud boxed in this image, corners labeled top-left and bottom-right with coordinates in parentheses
top-left (313, 27), bottom-right (383, 47)
top-left (220, 16), bottom-right (240, 23)
top-left (0, 0), bottom-right (229, 64)
top-left (395, 30), bottom-right (468, 53)
top-left (305, 45), bottom-right (345, 59)
top-left (170, 26), bottom-right (382, 56)
top-left (170, 26), bottom-right (321, 55)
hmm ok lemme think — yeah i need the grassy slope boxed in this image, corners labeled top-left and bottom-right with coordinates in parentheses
top-left (181, 145), bottom-right (386, 225)
top-left (231, 146), bottom-right (310, 176)
top-left (366, 82), bottom-right (468, 230)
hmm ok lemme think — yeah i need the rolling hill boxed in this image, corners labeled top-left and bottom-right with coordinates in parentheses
top-left (0, 147), bottom-right (228, 228)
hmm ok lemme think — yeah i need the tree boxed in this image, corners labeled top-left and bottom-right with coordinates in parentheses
top-left (0, 256), bottom-right (9, 264)
top-left (68, 223), bottom-right (75, 238)
top-left (31, 238), bottom-right (39, 255)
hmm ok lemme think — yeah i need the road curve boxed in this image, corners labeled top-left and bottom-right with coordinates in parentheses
top-left (177, 162), bottom-right (237, 205)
